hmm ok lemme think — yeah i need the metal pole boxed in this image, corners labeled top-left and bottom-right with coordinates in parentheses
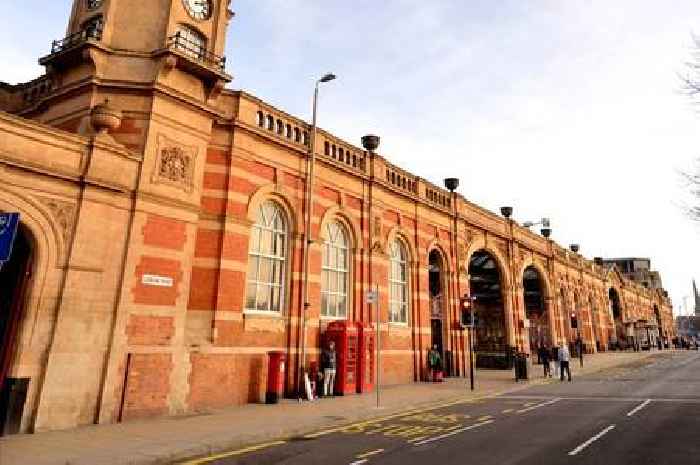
top-left (376, 283), bottom-right (381, 408)
top-left (299, 81), bottom-right (319, 398)
top-left (468, 325), bottom-right (474, 391)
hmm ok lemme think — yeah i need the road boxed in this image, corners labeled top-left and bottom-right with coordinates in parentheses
top-left (180, 351), bottom-right (700, 465)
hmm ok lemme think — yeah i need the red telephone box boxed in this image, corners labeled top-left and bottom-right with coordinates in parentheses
top-left (266, 351), bottom-right (286, 404)
top-left (324, 321), bottom-right (358, 395)
top-left (356, 322), bottom-right (375, 393)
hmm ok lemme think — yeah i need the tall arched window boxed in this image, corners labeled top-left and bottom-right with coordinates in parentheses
top-left (321, 222), bottom-right (349, 318)
top-left (245, 201), bottom-right (287, 313)
top-left (389, 239), bottom-right (409, 323)
top-left (175, 24), bottom-right (206, 60)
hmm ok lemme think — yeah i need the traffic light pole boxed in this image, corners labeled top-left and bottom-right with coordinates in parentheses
top-left (468, 324), bottom-right (474, 391)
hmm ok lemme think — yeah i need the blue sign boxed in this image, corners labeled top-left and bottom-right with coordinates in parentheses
top-left (0, 213), bottom-right (20, 263)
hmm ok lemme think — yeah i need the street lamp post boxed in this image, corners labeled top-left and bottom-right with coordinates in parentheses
top-left (444, 177), bottom-right (460, 379)
top-left (299, 73), bottom-right (336, 398)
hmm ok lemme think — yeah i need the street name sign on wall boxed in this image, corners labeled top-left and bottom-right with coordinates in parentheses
top-left (141, 274), bottom-right (174, 287)
top-left (0, 213), bottom-right (20, 265)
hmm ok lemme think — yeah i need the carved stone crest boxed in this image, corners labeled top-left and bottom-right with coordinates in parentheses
top-left (152, 135), bottom-right (197, 192)
top-left (36, 196), bottom-right (76, 245)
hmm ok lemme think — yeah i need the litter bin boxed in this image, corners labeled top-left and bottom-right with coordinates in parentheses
top-left (0, 378), bottom-right (30, 436)
top-left (514, 353), bottom-right (529, 382)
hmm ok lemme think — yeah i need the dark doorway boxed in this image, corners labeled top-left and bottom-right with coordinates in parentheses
top-left (428, 250), bottom-right (444, 355)
top-left (609, 288), bottom-right (624, 348)
top-left (0, 227), bottom-right (33, 386)
top-left (523, 266), bottom-right (548, 351)
top-left (469, 250), bottom-right (507, 368)
top-left (0, 225), bottom-right (33, 435)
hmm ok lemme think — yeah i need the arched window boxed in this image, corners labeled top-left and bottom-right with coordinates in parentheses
top-left (276, 119), bottom-right (284, 135)
top-left (303, 131), bottom-right (309, 146)
top-left (294, 128), bottom-right (301, 143)
top-left (245, 201), bottom-right (287, 313)
top-left (83, 15), bottom-right (104, 39)
top-left (389, 239), bottom-right (410, 323)
top-left (285, 124), bottom-right (292, 138)
top-left (257, 111), bottom-right (264, 127)
top-left (322, 222), bottom-right (349, 318)
top-left (175, 24), bottom-right (206, 59)
top-left (266, 115), bottom-right (274, 131)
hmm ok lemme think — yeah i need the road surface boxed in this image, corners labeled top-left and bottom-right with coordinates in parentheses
top-left (180, 351), bottom-right (700, 465)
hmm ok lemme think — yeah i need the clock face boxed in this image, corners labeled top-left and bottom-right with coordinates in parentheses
top-left (183, 0), bottom-right (212, 20)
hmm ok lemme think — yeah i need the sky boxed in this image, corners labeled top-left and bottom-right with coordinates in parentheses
top-left (2, 0), bottom-right (699, 315)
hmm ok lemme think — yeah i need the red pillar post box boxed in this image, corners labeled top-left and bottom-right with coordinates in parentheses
top-left (324, 321), bottom-right (358, 395)
top-left (356, 322), bottom-right (375, 393)
top-left (266, 351), bottom-right (286, 404)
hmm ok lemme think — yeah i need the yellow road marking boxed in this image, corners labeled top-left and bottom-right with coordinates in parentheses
top-left (502, 409), bottom-right (514, 414)
top-left (180, 440), bottom-right (286, 465)
top-left (357, 448), bottom-right (385, 459)
top-left (304, 389), bottom-right (509, 439)
top-left (477, 415), bottom-right (493, 421)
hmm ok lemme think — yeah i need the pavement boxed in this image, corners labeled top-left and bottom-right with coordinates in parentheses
top-left (0, 350), bottom-right (683, 465)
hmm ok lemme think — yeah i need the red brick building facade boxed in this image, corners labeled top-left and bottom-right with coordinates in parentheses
top-left (0, 0), bottom-right (674, 434)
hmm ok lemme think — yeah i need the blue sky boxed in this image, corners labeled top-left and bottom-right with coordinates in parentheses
top-left (3, 1), bottom-right (700, 313)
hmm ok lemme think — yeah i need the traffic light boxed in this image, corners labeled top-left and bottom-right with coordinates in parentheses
top-left (460, 295), bottom-right (472, 328)
top-left (570, 313), bottom-right (578, 329)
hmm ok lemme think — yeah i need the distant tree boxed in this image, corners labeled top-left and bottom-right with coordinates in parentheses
top-left (680, 160), bottom-right (700, 222)
top-left (680, 35), bottom-right (700, 222)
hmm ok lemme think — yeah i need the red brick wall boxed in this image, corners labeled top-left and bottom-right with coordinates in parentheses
top-left (121, 354), bottom-right (172, 421)
top-left (188, 353), bottom-right (266, 410)
top-left (132, 256), bottom-right (183, 306)
top-left (142, 215), bottom-right (187, 251)
top-left (126, 315), bottom-right (175, 346)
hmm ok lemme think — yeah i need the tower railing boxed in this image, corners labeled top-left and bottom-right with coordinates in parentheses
top-left (166, 33), bottom-right (226, 71)
top-left (49, 27), bottom-right (103, 55)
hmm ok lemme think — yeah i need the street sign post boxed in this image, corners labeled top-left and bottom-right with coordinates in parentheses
top-left (0, 213), bottom-right (20, 271)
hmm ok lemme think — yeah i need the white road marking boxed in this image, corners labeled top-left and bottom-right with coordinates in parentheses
top-left (412, 420), bottom-right (494, 446)
top-left (626, 399), bottom-right (652, 417)
top-left (349, 460), bottom-right (367, 465)
top-left (567, 425), bottom-right (616, 456)
top-left (516, 397), bottom-right (561, 413)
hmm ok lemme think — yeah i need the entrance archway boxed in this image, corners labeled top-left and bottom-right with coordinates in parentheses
top-left (0, 225), bottom-right (33, 393)
top-left (428, 249), bottom-right (446, 357)
top-left (609, 288), bottom-right (624, 348)
top-left (523, 266), bottom-right (548, 350)
top-left (469, 250), bottom-right (508, 368)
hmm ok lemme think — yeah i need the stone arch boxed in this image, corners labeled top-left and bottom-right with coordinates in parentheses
top-left (318, 206), bottom-right (359, 251)
top-left (520, 260), bottom-right (553, 350)
top-left (426, 239), bottom-right (451, 272)
top-left (517, 257), bottom-right (552, 299)
top-left (0, 186), bottom-right (65, 433)
top-left (463, 237), bottom-right (511, 289)
top-left (386, 226), bottom-right (416, 264)
top-left (247, 184), bottom-right (299, 235)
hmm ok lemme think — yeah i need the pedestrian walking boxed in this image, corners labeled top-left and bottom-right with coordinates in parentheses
top-left (539, 345), bottom-right (551, 378)
top-left (428, 345), bottom-right (442, 382)
top-left (576, 336), bottom-right (584, 368)
top-left (559, 341), bottom-right (572, 382)
top-left (551, 345), bottom-right (559, 378)
top-left (321, 340), bottom-right (337, 396)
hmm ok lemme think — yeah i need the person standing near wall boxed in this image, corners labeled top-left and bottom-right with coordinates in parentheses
top-left (321, 341), bottom-right (337, 397)
top-left (559, 341), bottom-right (572, 382)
